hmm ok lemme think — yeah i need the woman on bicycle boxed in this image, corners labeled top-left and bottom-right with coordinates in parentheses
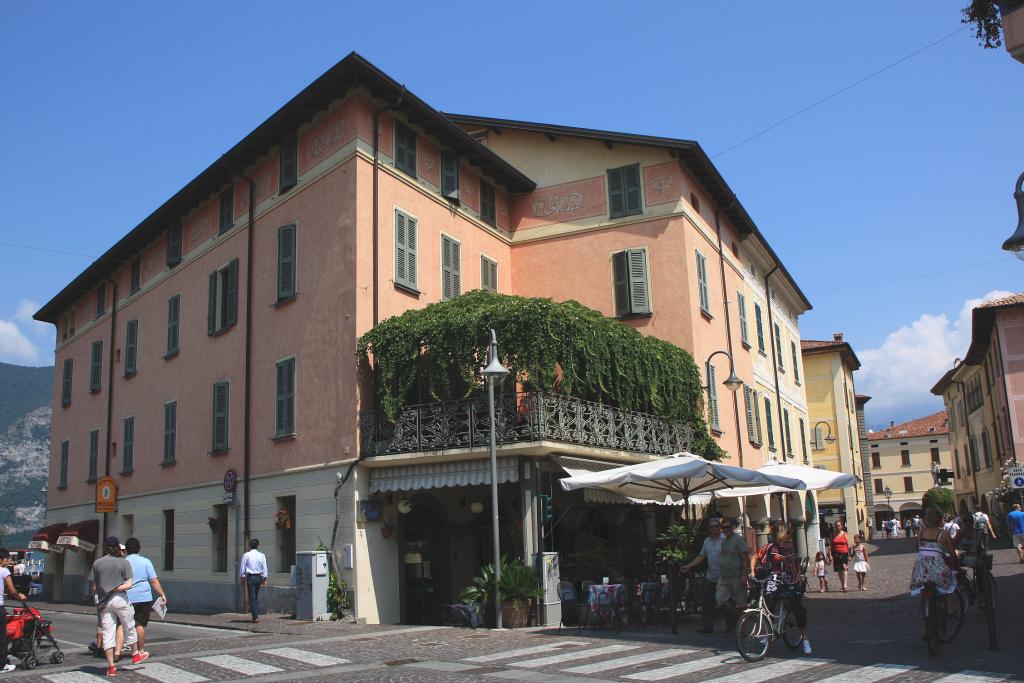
top-left (909, 506), bottom-right (957, 615)
top-left (750, 522), bottom-right (812, 655)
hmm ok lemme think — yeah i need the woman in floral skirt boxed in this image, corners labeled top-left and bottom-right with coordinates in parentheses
top-left (909, 506), bottom-right (957, 615)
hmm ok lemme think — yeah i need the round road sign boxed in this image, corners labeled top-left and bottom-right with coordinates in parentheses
top-left (224, 469), bottom-right (237, 492)
top-left (1013, 476), bottom-right (1024, 489)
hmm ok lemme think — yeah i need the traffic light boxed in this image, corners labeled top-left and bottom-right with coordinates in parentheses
top-left (937, 469), bottom-right (953, 486)
top-left (539, 494), bottom-right (554, 526)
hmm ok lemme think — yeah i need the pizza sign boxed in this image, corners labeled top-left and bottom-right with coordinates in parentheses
top-left (95, 476), bottom-right (118, 513)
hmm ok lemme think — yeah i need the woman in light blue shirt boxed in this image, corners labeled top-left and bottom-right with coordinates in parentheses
top-left (124, 538), bottom-right (167, 657)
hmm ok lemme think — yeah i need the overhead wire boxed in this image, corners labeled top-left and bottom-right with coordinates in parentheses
top-left (808, 256), bottom-right (1015, 294)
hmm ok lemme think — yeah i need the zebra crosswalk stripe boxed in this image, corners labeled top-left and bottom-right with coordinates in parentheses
top-left (562, 648), bottom-right (696, 674)
top-left (260, 647), bottom-right (351, 667)
top-left (933, 672), bottom-right (1011, 682)
top-left (815, 663), bottom-right (916, 683)
top-left (511, 644), bottom-right (638, 668)
top-left (132, 662), bottom-right (211, 683)
top-left (701, 657), bottom-right (832, 683)
top-left (42, 673), bottom-right (106, 683)
top-left (464, 641), bottom-right (587, 662)
top-left (623, 654), bottom-right (745, 681)
top-left (194, 654), bottom-right (284, 675)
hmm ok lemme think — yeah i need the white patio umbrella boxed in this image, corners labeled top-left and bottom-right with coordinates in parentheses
top-left (558, 452), bottom-right (807, 503)
top-left (688, 462), bottom-right (857, 503)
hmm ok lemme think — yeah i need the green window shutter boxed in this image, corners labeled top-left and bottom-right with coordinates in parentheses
top-left (783, 408), bottom-right (793, 457)
top-left (406, 215), bottom-right (418, 288)
top-left (394, 210), bottom-right (418, 290)
top-left (627, 248), bottom-right (650, 314)
top-left (799, 419), bottom-right (808, 462)
top-left (207, 271), bottom-right (217, 335)
top-left (623, 164), bottom-right (642, 216)
top-left (96, 283), bottom-right (106, 318)
top-left (774, 324), bottom-right (784, 370)
top-left (755, 304), bottom-right (765, 351)
top-left (130, 258), bottom-right (141, 294)
top-left (123, 416), bottom-right (134, 473)
top-left (743, 386), bottom-right (755, 443)
top-left (612, 250), bottom-right (629, 316)
top-left (738, 292), bottom-right (749, 344)
top-left (279, 135), bottom-right (298, 192)
top-left (88, 429), bottom-right (98, 482)
top-left (276, 358), bottom-right (296, 436)
top-left (707, 363), bottom-right (720, 431)
top-left (167, 225), bottom-right (183, 267)
top-left (167, 295), bottom-right (180, 356)
top-left (61, 358), bottom-right (73, 406)
top-left (441, 235), bottom-right (461, 301)
top-left (125, 320), bottom-right (139, 376)
top-left (696, 250), bottom-right (710, 315)
top-left (395, 123), bottom-right (417, 177)
top-left (225, 259), bottom-right (239, 327)
top-left (164, 402), bottom-right (177, 464)
top-left (441, 153), bottom-right (460, 201)
top-left (791, 341), bottom-right (800, 382)
top-left (753, 392), bottom-right (763, 445)
top-left (212, 382), bottom-right (229, 452)
top-left (59, 441), bottom-right (69, 487)
top-left (480, 181), bottom-right (496, 226)
top-left (607, 167), bottom-right (625, 218)
top-left (764, 397), bottom-right (775, 449)
top-left (481, 256), bottom-right (498, 293)
top-left (219, 187), bottom-right (234, 234)
top-left (90, 341), bottom-right (103, 392)
top-left (277, 224), bottom-right (297, 300)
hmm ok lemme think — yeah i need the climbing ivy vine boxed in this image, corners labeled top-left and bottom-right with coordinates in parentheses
top-left (357, 290), bottom-right (722, 460)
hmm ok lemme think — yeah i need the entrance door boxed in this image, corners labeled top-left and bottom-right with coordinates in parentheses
top-left (402, 505), bottom-right (443, 625)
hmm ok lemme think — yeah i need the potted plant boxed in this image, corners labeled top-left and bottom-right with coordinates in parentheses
top-left (459, 560), bottom-right (497, 627)
top-left (275, 508), bottom-right (292, 530)
top-left (497, 557), bottom-right (541, 628)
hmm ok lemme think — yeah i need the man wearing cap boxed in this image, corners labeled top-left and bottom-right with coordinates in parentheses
top-left (88, 536), bottom-right (149, 676)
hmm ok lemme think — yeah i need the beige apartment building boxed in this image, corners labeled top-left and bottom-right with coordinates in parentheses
top-left (865, 411), bottom-right (951, 530)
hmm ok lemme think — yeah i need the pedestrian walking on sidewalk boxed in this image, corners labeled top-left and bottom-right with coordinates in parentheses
top-left (1007, 503), bottom-right (1024, 563)
top-left (814, 551), bottom-right (829, 592)
top-left (0, 548), bottom-right (28, 673)
top-left (851, 535), bottom-right (870, 591)
top-left (88, 536), bottom-right (149, 676)
top-left (904, 518), bottom-right (912, 539)
top-left (680, 518), bottom-right (723, 633)
top-left (830, 520), bottom-right (851, 592)
top-left (124, 538), bottom-right (167, 656)
top-left (240, 539), bottom-right (268, 623)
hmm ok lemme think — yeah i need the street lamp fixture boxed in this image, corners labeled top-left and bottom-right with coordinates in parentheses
top-left (813, 420), bottom-right (837, 445)
top-left (705, 350), bottom-right (743, 392)
top-left (481, 328), bottom-right (509, 629)
top-left (883, 486), bottom-right (893, 521)
top-left (1001, 171), bottom-right (1024, 261)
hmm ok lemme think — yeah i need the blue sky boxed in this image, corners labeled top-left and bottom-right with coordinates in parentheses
top-left (1, 1), bottom-right (1021, 427)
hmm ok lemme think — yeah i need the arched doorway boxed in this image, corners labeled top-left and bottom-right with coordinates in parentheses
top-left (399, 494), bottom-right (450, 625)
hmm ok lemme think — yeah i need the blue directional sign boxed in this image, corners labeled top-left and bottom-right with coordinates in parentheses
top-left (1013, 476), bottom-right (1024, 489)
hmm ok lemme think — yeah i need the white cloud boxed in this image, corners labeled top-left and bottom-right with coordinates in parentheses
top-left (14, 300), bottom-right (49, 336)
top-left (0, 319), bottom-right (39, 364)
top-left (857, 290), bottom-right (1014, 425)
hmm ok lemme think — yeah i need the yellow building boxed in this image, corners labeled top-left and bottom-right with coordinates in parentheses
top-left (865, 412), bottom-right (951, 529)
top-left (801, 334), bottom-right (870, 539)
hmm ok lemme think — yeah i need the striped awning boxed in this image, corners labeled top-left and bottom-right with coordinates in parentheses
top-left (29, 523), bottom-right (68, 553)
top-left (56, 519), bottom-right (99, 553)
top-left (369, 457), bottom-right (519, 493)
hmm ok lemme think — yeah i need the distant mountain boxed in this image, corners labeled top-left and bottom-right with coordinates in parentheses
top-left (0, 363), bottom-right (53, 546)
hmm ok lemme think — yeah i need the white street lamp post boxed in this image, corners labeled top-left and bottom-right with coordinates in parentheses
top-left (482, 328), bottom-right (509, 629)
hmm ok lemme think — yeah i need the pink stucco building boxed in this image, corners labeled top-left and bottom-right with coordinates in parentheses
top-left (35, 53), bottom-right (812, 622)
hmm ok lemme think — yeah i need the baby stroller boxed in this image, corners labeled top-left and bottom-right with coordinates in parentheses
top-left (6, 599), bottom-right (63, 670)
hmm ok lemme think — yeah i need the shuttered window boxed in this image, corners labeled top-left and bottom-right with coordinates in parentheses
top-left (707, 363), bottom-right (720, 432)
top-left (607, 164), bottom-right (642, 219)
top-left (982, 429), bottom-right (992, 467)
top-left (163, 401), bottom-right (177, 465)
top-left (874, 479), bottom-right (884, 494)
top-left (612, 248), bottom-right (651, 316)
top-left (903, 476), bottom-right (914, 492)
top-left (481, 256), bottom-right (498, 293)
top-left (167, 224), bottom-right (183, 267)
top-left (753, 391), bottom-right (763, 445)
top-left (800, 418), bottom-right (808, 461)
top-left (90, 341), bottom-right (103, 393)
top-left (394, 209), bottom-right (418, 290)
top-left (441, 234), bottom-right (462, 301)
top-left (791, 341), bottom-right (800, 383)
top-left (59, 440), bottom-right (69, 488)
top-left (88, 429), bottom-right (99, 482)
top-left (774, 324), bottom-right (785, 371)
top-left (96, 284), bottom-right (106, 318)
top-left (394, 122), bottom-right (417, 177)
top-left (122, 416), bottom-right (134, 474)
top-left (163, 510), bottom-right (175, 571)
top-left (695, 250), bottom-right (710, 315)
top-left (212, 381), bottom-right (229, 452)
top-left (61, 359), bottom-right (73, 406)
top-left (279, 135), bottom-right (298, 192)
top-left (124, 320), bottom-right (139, 376)
top-left (755, 303), bottom-right (766, 352)
top-left (166, 294), bottom-right (180, 357)
top-left (275, 357), bottom-right (296, 437)
top-left (743, 386), bottom-right (761, 445)
top-left (783, 408), bottom-right (793, 457)
top-left (130, 258), bottom-right (141, 294)
top-left (764, 397), bottom-right (775, 450)
top-left (218, 187), bottom-right (234, 234)
top-left (738, 292), bottom-right (749, 345)
top-left (207, 259), bottom-right (239, 335)
top-left (480, 181), bottom-right (496, 226)
top-left (441, 152), bottom-right (459, 201)
top-left (277, 224), bottom-right (297, 300)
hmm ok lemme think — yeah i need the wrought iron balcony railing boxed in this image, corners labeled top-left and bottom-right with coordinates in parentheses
top-left (359, 391), bottom-right (696, 458)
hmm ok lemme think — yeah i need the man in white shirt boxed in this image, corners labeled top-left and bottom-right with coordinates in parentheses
top-left (239, 539), bottom-right (268, 623)
top-left (942, 514), bottom-right (960, 542)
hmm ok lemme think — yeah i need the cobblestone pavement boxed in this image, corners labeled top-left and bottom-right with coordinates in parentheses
top-left (17, 538), bottom-right (1023, 682)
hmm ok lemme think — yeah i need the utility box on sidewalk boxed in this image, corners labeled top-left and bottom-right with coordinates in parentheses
top-left (537, 552), bottom-right (561, 626)
top-left (294, 551), bottom-right (330, 621)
